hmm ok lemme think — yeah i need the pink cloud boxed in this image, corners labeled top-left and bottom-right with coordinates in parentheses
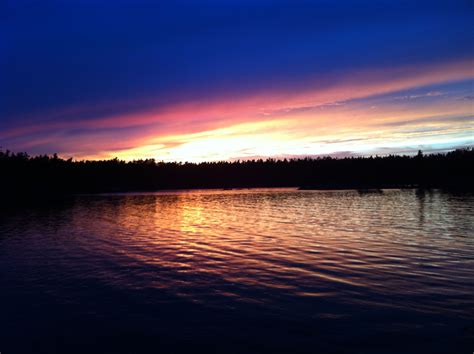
top-left (2, 58), bottom-right (473, 160)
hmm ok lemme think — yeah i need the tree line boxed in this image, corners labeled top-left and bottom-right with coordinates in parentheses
top-left (0, 148), bottom-right (472, 198)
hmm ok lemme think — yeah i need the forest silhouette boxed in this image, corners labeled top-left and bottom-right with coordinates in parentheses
top-left (0, 148), bottom-right (472, 199)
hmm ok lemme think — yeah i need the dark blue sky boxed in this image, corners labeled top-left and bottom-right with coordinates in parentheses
top-left (1, 0), bottom-right (473, 160)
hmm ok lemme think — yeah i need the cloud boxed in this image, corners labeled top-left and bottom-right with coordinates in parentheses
top-left (393, 91), bottom-right (445, 100)
top-left (457, 95), bottom-right (474, 101)
top-left (374, 114), bottom-right (474, 128)
top-left (1, 54), bottom-right (473, 161)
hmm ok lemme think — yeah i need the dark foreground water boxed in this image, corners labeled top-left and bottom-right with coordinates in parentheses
top-left (1, 188), bottom-right (473, 354)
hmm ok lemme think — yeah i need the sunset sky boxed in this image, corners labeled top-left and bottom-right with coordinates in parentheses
top-left (1, 0), bottom-right (473, 162)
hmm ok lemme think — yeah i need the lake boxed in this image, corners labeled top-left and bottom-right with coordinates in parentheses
top-left (1, 188), bottom-right (473, 353)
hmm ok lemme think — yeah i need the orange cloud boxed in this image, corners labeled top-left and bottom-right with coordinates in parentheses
top-left (3, 58), bottom-right (473, 160)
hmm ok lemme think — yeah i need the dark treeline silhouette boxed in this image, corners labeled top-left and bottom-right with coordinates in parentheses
top-left (0, 148), bottom-right (472, 198)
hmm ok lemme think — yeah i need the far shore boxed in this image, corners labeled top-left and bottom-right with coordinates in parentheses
top-left (1, 148), bottom-right (472, 202)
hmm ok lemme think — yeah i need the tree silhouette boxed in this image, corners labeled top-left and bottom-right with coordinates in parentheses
top-left (0, 148), bottom-right (472, 199)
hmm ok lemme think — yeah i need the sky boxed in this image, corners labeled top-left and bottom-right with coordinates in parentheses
top-left (1, 0), bottom-right (473, 162)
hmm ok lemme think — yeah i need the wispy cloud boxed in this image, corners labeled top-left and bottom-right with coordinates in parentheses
top-left (374, 114), bottom-right (474, 128)
top-left (1, 60), bottom-right (473, 161)
top-left (393, 91), bottom-right (445, 101)
top-left (457, 95), bottom-right (474, 101)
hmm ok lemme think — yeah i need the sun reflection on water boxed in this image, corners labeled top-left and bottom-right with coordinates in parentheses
top-left (39, 189), bottom-right (468, 318)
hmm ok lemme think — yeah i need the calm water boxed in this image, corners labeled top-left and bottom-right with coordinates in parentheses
top-left (1, 188), bottom-right (473, 353)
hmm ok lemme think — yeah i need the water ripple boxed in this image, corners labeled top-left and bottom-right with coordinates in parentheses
top-left (1, 188), bottom-right (473, 353)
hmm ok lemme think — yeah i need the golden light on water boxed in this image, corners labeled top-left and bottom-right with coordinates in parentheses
top-left (60, 189), bottom-right (474, 304)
